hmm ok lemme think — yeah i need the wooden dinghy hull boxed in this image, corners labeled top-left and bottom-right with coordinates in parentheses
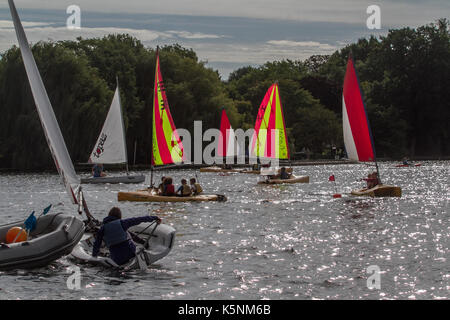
top-left (258, 175), bottom-right (310, 185)
top-left (81, 174), bottom-right (145, 184)
top-left (118, 190), bottom-right (227, 202)
top-left (0, 213), bottom-right (85, 270)
top-left (351, 184), bottom-right (402, 197)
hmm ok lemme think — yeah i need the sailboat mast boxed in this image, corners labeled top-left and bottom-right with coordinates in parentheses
top-left (117, 76), bottom-right (129, 175)
top-left (150, 47), bottom-right (159, 188)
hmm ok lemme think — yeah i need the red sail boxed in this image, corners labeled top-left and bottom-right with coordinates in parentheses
top-left (342, 56), bottom-right (375, 162)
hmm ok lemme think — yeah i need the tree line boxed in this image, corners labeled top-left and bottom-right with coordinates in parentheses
top-left (0, 19), bottom-right (448, 170)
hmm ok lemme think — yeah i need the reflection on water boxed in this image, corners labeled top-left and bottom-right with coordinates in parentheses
top-left (0, 161), bottom-right (449, 299)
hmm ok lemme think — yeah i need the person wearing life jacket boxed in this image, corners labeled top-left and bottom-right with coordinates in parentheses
top-left (156, 176), bottom-right (166, 194)
top-left (161, 177), bottom-right (175, 196)
top-left (190, 178), bottom-right (203, 195)
top-left (364, 172), bottom-right (380, 189)
top-left (176, 179), bottom-right (192, 197)
top-left (92, 207), bottom-right (161, 265)
top-left (92, 163), bottom-right (106, 178)
top-left (279, 167), bottom-right (291, 180)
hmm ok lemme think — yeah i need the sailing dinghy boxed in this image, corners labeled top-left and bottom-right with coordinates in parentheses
top-left (342, 55), bottom-right (401, 197)
top-left (80, 80), bottom-right (145, 184)
top-left (251, 83), bottom-right (309, 184)
top-left (118, 49), bottom-right (226, 202)
top-left (200, 108), bottom-right (246, 173)
top-left (1, 0), bottom-right (85, 270)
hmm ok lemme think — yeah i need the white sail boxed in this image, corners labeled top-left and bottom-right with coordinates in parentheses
top-left (89, 86), bottom-right (128, 164)
top-left (9, 0), bottom-right (79, 204)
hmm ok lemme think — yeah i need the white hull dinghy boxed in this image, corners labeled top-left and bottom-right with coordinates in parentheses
top-left (80, 175), bottom-right (145, 184)
top-left (0, 213), bottom-right (85, 270)
top-left (83, 79), bottom-right (144, 185)
top-left (70, 222), bottom-right (176, 270)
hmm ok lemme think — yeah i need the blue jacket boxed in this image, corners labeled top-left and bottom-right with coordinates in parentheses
top-left (92, 215), bottom-right (159, 265)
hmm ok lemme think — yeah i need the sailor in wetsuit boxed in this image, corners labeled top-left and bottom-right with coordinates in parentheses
top-left (92, 207), bottom-right (161, 265)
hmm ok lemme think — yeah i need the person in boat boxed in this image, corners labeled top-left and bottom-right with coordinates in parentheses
top-left (156, 176), bottom-right (166, 193)
top-left (279, 167), bottom-right (291, 180)
top-left (161, 177), bottom-right (175, 196)
top-left (402, 157), bottom-right (410, 165)
top-left (364, 172), bottom-right (380, 189)
top-left (176, 179), bottom-right (192, 197)
top-left (92, 207), bottom-right (161, 266)
top-left (92, 163), bottom-right (106, 178)
top-left (221, 164), bottom-right (233, 170)
top-left (190, 178), bottom-right (203, 195)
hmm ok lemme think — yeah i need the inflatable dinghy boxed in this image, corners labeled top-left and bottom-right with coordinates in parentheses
top-left (70, 222), bottom-right (175, 270)
top-left (0, 213), bottom-right (85, 270)
top-left (351, 184), bottom-right (402, 197)
top-left (81, 174), bottom-right (145, 184)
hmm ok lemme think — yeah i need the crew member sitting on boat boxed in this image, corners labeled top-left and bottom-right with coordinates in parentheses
top-left (156, 176), bottom-right (166, 193)
top-left (92, 207), bottom-right (161, 265)
top-left (402, 157), bottom-right (410, 165)
top-left (279, 167), bottom-right (291, 180)
top-left (190, 178), bottom-right (203, 195)
top-left (92, 163), bottom-right (106, 178)
top-left (176, 179), bottom-right (192, 197)
top-left (364, 172), bottom-right (380, 189)
top-left (160, 177), bottom-right (175, 196)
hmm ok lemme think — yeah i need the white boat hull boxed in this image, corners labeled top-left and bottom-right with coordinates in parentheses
top-left (70, 223), bottom-right (175, 270)
top-left (80, 174), bottom-right (145, 184)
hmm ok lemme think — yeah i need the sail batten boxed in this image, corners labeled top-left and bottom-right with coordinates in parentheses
top-left (152, 50), bottom-right (184, 166)
top-left (89, 86), bottom-right (128, 164)
top-left (251, 83), bottom-right (289, 160)
top-left (342, 57), bottom-right (376, 162)
top-left (9, 0), bottom-right (79, 203)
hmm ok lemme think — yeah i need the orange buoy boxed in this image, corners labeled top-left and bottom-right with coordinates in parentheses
top-left (6, 227), bottom-right (28, 244)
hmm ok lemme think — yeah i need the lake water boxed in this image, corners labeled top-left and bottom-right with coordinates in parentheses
top-left (0, 161), bottom-right (448, 300)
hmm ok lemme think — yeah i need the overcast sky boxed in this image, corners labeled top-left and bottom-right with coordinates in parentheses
top-left (0, 0), bottom-right (449, 78)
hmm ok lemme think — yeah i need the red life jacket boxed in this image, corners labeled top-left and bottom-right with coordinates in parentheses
top-left (164, 184), bottom-right (175, 196)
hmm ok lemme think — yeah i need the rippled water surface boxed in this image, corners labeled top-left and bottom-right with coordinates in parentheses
top-left (0, 161), bottom-right (449, 300)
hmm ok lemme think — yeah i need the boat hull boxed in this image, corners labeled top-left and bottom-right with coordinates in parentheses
top-left (81, 174), bottom-right (145, 184)
top-left (351, 184), bottom-right (402, 197)
top-left (70, 223), bottom-right (175, 270)
top-left (199, 166), bottom-right (244, 173)
top-left (117, 189), bottom-right (227, 202)
top-left (0, 213), bottom-right (85, 270)
top-left (395, 164), bottom-right (421, 168)
top-left (258, 175), bottom-right (310, 184)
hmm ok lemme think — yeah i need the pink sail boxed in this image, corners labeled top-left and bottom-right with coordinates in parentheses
top-left (342, 56), bottom-right (376, 162)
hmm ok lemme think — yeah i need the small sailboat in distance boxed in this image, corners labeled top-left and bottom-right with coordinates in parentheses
top-left (252, 83), bottom-right (308, 184)
top-left (200, 108), bottom-right (245, 173)
top-left (118, 48), bottom-right (226, 202)
top-left (343, 54), bottom-right (401, 197)
top-left (81, 78), bottom-right (145, 184)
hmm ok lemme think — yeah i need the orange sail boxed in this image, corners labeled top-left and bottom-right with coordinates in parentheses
top-left (152, 49), bottom-right (184, 166)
